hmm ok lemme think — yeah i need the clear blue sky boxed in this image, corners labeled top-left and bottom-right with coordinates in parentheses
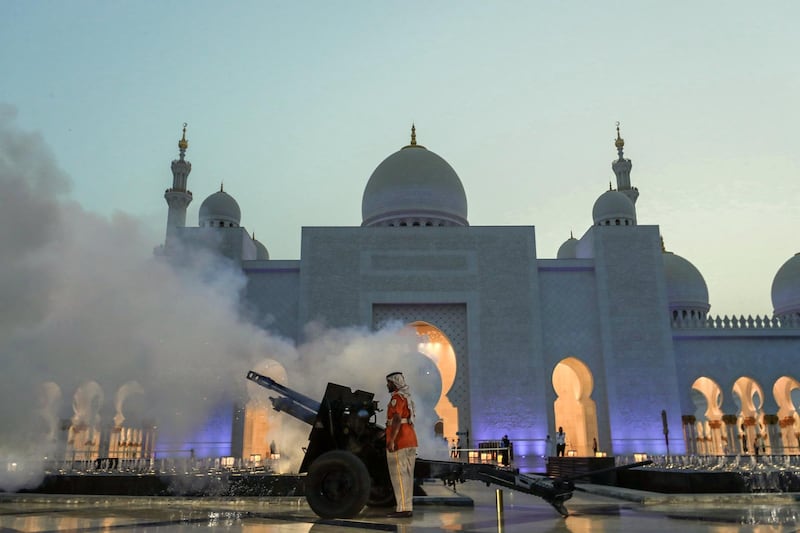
top-left (2, 1), bottom-right (798, 318)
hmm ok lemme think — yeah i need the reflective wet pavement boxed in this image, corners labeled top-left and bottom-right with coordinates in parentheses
top-left (3, 481), bottom-right (800, 532)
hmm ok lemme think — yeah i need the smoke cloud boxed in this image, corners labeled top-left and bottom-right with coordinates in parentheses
top-left (0, 107), bottom-right (439, 491)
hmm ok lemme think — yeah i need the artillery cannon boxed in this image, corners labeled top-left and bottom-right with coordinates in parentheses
top-left (246, 370), bottom-right (650, 519)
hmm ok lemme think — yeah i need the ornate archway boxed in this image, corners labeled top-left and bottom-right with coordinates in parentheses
top-left (733, 377), bottom-right (766, 455)
top-left (67, 381), bottom-right (104, 461)
top-left (773, 376), bottom-right (800, 454)
top-left (552, 357), bottom-right (598, 456)
top-left (413, 321), bottom-right (459, 444)
top-left (243, 359), bottom-right (288, 469)
top-left (690, 377), bottom-right (725, 454)
top-left (373, 304), bottom-right (469, 445)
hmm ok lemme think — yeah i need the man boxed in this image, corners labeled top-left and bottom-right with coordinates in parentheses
top-left (556, 427), bottom-right (566, 457)
top-left (500, 434), bottom-right (510, 466)
top-left (385, 371), bottom-right (418, 518)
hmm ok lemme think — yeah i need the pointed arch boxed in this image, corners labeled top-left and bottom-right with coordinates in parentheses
top-left (552, 357), bottom-right (598, 456)
top-left (413, 321), bottom-right (459, 444)
top-left (773, 376), bottom-right (800, 454)
top-left (372, 304), bottom-right (469, 446)
top-left (733, 377), bottom-right (767, 455)
top-left (67, 381), bottom-right (104, 461)
top-left (243, 359), bottom-right (288, 470)
top-left (690, 377), bottom-right (725, 454)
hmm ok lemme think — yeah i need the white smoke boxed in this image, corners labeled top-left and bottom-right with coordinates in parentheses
top-left (0, 107), bottom-right (290, 490)
top-left (288, 322), bottom-right (448, 462)
top-left (0, 106), bottom-right (439, 491)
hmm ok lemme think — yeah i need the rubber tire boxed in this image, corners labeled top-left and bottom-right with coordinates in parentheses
top-left (305, 450), bottom-right (371, 518)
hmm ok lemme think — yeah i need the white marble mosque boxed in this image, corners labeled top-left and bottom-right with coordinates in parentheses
top-left (59, 123), bottom-right (800, 465)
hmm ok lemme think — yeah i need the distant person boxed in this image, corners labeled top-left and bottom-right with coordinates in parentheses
top-left (500, 434), bottom-right (510, 466)
top-left (556, 427), bottom-right (566, 457)
top-left (754, 432), bottom-right (765, 456)
top-left (592, 437), bottom-right (598, 455)
top-left (385, 371), bottom-right (417, 519)
top-left (740, 424), bottom-right (748, 453)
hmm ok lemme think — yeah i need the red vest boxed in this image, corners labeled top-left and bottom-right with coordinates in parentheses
top-left (386, 393), bottom-right (418, 449)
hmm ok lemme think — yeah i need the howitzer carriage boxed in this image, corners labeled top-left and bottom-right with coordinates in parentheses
top-left (246, 370), bottom-right (649, 518)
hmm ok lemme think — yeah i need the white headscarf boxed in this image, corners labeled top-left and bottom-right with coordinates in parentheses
top-left (387, 371), bottom-right (415, 422)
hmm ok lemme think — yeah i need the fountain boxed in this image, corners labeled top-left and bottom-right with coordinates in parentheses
top-left (614, 454), bottom-right (800, 493)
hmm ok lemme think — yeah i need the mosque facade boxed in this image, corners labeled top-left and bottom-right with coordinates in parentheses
top-left (156, 124), bottom-right (800, 464)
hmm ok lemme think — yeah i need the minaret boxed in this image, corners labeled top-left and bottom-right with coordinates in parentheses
top-left (164, 123), bottom-right (193, 248)
top-left (612, 122), bottom-right (638, 205)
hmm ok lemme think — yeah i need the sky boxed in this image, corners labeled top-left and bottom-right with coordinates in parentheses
top-left (2, 1), bottom-right (799, 318)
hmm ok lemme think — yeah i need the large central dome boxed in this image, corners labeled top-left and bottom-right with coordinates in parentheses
top-left (361, 128), bottom-right (468, 227)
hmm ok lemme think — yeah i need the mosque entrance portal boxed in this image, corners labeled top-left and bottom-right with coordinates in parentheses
top-left (373, 303), bottom-right (470, 450)
top-left (552, 357), bottom-right (598, 457)
top-left (413, 321), bottom-right (459, 445)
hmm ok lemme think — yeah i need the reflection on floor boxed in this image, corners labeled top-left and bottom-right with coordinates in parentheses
top-left (2, 479), bottom-right (800, 532)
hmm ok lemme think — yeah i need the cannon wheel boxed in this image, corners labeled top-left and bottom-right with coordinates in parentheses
top-left (306, 450), bottom-right (371, 518)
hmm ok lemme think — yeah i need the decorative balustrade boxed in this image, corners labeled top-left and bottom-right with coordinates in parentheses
top-left (672, 313), bottom-right (800, 330)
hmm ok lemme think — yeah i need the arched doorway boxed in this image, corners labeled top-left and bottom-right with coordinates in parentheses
top-left (373, 304), bottom-right (469, 447)
top-left (733, 377), bottom-right (766, 455)
top-left (552, 357), bottom-right (598, 456)
top-left (412, 322), bottom-right (459, 445)
top-left (109, 381), bottom-right (150, 460)
top-left (773, 376), bottom-right (800, 454)
top-left (243, 359), bottom-right (287, 470)
top-left (67, 381), bottom-right (104, 461)
top-left (690, 377), bottom-right (725, 455)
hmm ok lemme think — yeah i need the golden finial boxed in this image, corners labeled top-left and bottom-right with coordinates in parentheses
top-left (570, 230), bottom-right (574, 239)
top-left (403, 122), bottom-right (425, 149)
top-left (615, 121), bottom-right (624, 149)
top-left (178, 122), bottom-right (188, 151)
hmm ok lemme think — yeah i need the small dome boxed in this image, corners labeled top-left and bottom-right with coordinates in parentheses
top-left (253, 237), bottom-right (270, 260)
top-left (557, 236), bottom-right (579, 259)
top-left (592, 190), bottom-right (636, 226)
top-left (199, 189), bottom-right (241, 228)
top-left (772, 253), bottom-right (800, 316)
top-left (663, 251), bottom-right (710, 316)
top-left (362, 136), bottom-right (468, 227)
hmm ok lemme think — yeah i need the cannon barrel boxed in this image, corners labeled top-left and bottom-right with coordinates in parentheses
top-left (246, 370), bottom-right (322, 414)
top-left (269, 396), bottom-right (318, 425)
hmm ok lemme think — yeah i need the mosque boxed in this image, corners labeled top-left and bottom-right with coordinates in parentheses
top-left (66, 123), bottom-right (800, 467)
